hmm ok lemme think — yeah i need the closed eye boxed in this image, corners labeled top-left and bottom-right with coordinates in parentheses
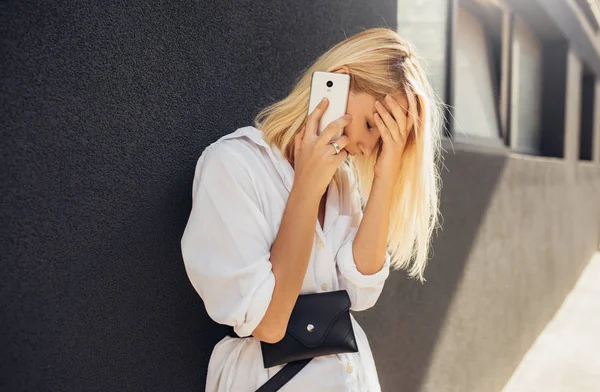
top-left (366, 121), bottom-right (372, 130)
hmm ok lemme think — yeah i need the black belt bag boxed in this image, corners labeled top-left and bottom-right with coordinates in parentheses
top-left (227, 289), bottom-right (359, 392)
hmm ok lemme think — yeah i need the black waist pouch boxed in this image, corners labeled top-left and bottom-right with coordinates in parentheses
top-left (260, 289), bottom-right (359, 368)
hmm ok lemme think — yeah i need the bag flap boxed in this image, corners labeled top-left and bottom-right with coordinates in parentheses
top-left (285, 290), bottom-right (351, 348)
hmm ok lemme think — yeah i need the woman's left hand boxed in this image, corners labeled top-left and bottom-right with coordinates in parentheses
top-left (373, 94), bottom-right (414, 181)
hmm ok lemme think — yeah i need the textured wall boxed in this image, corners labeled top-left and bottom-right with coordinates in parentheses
top-left (0, 1), bottom-right (396, 391)
top-left (2, 1), bottom-right (599, 392)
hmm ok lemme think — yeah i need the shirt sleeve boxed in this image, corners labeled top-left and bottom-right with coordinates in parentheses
top-left (180, 142), bottom-right (275, 337)
top-left (335, 168), bottom-right (390, 312)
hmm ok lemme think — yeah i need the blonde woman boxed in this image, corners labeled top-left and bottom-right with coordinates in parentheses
top-left (181, 27), bottom-right (442, 392)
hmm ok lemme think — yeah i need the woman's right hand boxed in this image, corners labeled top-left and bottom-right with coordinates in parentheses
top-left (292, 97), bottom-right (352, 199)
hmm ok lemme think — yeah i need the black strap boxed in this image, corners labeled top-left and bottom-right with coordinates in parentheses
top-left (256, 358), bottom-right (312, 392)
top-left (225, 327), bottom-right (311, 392)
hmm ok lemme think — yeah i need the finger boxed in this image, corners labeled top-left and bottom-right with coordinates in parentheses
top-left (319, 114), bottom-right (352, 146)
top-left (296, 125), bottom-right (307, 148)
top-left (334, 148), bottom-right (349, 164)
top-left (298, 125), bottom-right (306, 141)
top-left (374, 112), bottom-right (394, 146)
top-left (294, 128), bottom-right (304, 157)
top-left (384, 95), bottom-right (409, 142)
top-left (306, 98), bottom-right (329, 140)
top-left (375, 100), bottom-right (400, 143)
top-left (325, 135), bottom-right (350, 157)
top-left (331, 135), bottom-right (350, 150)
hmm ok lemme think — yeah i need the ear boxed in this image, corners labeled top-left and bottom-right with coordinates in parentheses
top-left (331, 65), bottom-right (350, 75)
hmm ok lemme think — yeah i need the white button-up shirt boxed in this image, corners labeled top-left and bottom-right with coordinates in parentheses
top-left (181, 126), bottom-right (391, 391)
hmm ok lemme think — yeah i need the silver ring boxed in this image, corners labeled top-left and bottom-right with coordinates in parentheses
top-left (331, 140), bottom-right (341, 155)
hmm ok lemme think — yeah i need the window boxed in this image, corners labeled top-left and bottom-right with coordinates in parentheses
top-left (452, 0), bottom-right (510, 145)
top-left (454, 7), bottom-right (500, 140)
top-left (540, 40), bottom-right (569, 159)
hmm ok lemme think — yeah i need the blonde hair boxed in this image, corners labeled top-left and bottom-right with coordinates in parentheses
top-left (254, 28), bottom-right (443, 283)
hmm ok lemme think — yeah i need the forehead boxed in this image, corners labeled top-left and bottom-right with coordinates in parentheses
top-left (351, 91), bottom-right (408, 110)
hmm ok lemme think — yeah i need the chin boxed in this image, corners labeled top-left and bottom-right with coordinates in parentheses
top-left (351, 148), bottom-right (363, 157)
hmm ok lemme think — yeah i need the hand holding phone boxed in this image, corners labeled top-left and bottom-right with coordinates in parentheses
top-left (293, 97), bottom-right (352, 198)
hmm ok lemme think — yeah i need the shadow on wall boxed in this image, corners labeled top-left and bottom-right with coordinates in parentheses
top-left (354, 146), bottom-right (509, 392)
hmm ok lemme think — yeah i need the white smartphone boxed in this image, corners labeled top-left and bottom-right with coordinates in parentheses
top-left (307, 71), bottom-right (351, 143)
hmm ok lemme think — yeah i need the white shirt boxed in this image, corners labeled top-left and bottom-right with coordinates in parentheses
top-left (180, 126), bottom-right (391, 392)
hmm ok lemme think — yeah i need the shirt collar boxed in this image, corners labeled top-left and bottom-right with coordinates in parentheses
top-left (215, 126), bottom-right (295, 192)
top-left (216, 126), bottom-right (342, 235)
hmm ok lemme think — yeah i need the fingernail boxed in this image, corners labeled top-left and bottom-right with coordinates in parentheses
top-left (321, 97), bottom-right (328, 104)
top-left (375, 100), bottom-right (381, 106)
top-left (344, 114), bottom-right (352, 120)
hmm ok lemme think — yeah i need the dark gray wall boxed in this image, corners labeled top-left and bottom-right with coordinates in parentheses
top-left (0, 1), bottom-right (396, 391)
top-left (2, 2), bottom-right (599, 392)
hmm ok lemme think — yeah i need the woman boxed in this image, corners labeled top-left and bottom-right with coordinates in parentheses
top-left (181, 28), bottom-right (442, 392)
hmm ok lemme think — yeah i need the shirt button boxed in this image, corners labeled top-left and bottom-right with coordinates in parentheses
top-left (321, 283), bottom-right (328, 291)
top-left (346, 363), bottom-right (353, 373)
top-left (318, 239), bottom-right (325, 248)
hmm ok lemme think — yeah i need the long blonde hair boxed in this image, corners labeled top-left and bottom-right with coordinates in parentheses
top-left (254, 28), bottom-right (443, 283)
